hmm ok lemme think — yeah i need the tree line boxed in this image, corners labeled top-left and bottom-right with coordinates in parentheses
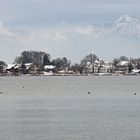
top-left (0, 50), bottom-right (140, 74)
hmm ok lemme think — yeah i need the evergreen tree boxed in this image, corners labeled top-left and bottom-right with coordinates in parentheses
top-left (43, 55), bottom-right (50, 66)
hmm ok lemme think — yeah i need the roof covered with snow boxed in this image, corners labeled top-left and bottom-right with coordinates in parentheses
top-left (44, 65), bottom-right (55, 69)
top-left (132, 69), bottom-right (140, 73)
top-left (117, 61), bottom-right (129, 66)
top-left (6, 64), bottom-right (17, 69)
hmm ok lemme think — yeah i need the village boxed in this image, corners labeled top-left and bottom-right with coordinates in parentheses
top-left (0, 50), bottom-right (140, 76)
top-left (0, 58), bottom-right (140, 76)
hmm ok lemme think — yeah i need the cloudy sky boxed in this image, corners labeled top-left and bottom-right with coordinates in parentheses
top-left (0, 0), bottom-right (140, 63)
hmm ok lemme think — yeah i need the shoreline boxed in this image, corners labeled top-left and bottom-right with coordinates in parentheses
top-left (0, 73), bottom-right (140, 77)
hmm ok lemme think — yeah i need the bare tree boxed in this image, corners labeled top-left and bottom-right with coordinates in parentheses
top-left (80, 53), bottom-right (99, 65)
top-left (51, 57), bottom-right (71, 71)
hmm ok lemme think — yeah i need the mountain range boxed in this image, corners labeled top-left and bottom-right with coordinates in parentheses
top-left (79, 15), bottom-right (140, 39)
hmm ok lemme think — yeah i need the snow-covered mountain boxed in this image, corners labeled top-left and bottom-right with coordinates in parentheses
top-left (78, 15), bottom-right (140, 39)
top-left (112, 15), bottom-right (140, 38)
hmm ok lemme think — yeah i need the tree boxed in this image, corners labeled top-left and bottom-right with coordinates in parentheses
top-left (128, 63), bottom-right (133, 73)
top-left (14, 56), bottom-right (23, 64)
top-left (61, 57), bottom-right (71, 69)
top-left (113, 58), bottom-right (119, 67)
top-left (52, 58), bottom-right (62, 70)
top-left (51, 57), bottom-right (71, 70)
top-left (0, 61), bottom-right (6, 66)
top-left (19, 63), bottom-right (27, 74)
top-left (119, 56), bottom-right (129, 61)
top-left (43, 54), bottom-right (50, 66)
top-left (0, 60), bottom-right (7, 72)
top-left (14, 50), bottom-right (50, 67)
top-left (80, 53), bottom-right (99, 65)
top-left (136, 62), bottom-right (140, 69)
top-left (98, 65), bottom-right (102, 73)
top-left (113, 56), bottom-right (129, 67)
top-left (80, 53), bottom-right (98, 73)
top-left (71, 63), bottom-right (81, 73)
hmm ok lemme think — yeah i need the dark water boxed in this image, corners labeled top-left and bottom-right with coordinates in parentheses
top-left (0, 76), bottom-right (140, 140)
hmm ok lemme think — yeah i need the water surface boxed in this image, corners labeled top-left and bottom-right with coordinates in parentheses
top-left (0, 76), bottom-right (140, 140)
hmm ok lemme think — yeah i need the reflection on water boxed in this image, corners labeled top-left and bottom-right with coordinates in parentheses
top-left (0, 76), bottom-right (140, 140)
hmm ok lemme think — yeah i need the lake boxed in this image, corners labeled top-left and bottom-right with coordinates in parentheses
top-left (0, 76), bottom-right (140, 140)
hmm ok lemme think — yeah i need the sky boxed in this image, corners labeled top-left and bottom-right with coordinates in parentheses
top-left (0, 0), bottom-right (140, 63)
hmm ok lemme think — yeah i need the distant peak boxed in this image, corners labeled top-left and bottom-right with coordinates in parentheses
top-left (115, 15), bottom-right (139, 23)
top-left (112, 15), bottom-right (140, 38)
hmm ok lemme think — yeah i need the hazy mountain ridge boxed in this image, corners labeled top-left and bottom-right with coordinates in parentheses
top-left (112, 15), bottom-right (140, 38)
top-left (80, 15), bottom-right (140, 39)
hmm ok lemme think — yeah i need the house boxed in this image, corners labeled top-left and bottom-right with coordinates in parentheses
top-left (25, 63), bottom-right (39, 75)
top-left (98, 62), bottom-right (113, 74)
top-left (25, 63), bottom-right (33, 70)
top-left (131, 69), bottom-right (140, 75)
top-left (115, 61), bottom-right (130, 74)
top-left (93, 60), bottom-right (100, 73)
top-left (82, 62), bottom-right (94, 74)
top-left (82, 60), bottom-right (113, 75)
top-left (44, 65), bottom-right (55, 70)
top-left (5, 64), bottom-right (20, 75)
top-left (44, 65), bottom-right (55, 76)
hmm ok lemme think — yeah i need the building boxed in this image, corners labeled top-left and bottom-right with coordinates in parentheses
top-left (44, 65), bottom-right (55, 76)
top-left (115, 61), bottom-right (130, 74)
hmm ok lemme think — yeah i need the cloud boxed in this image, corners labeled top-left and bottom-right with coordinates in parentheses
top-left (76, 24), bottom-right (111, 38)
top-left (0, 21), bottom-right (27, 43)
top-left (77, 25), bottom-right (101, 35)
top-left (0, 15), bottom-right (140, 42)
top-left (0, 21), bottom-right (67, 45)
top-left (0, 22), bottom-right (15, 41)
top-left (47, 32), bottom-right (67, 41)
top-left (1, 15), bottom-right (140, 63)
